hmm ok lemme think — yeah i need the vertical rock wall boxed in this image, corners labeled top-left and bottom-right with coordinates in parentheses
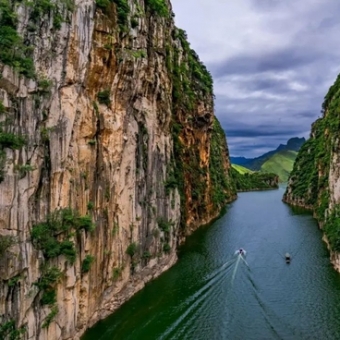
top-left (0, 0), bottom-right (236, 338)
top-left (283, 73), bottom-right (340, 272)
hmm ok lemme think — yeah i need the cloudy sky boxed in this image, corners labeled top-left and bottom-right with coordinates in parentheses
top-left (171, 0), bottom-right (340, 157)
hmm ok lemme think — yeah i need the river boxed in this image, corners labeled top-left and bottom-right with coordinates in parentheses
top-left (82, 186), bottom-right (340, 340)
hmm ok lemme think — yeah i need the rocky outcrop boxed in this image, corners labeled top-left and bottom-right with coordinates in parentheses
top-left (0, 0), bottom-right (236, 338)
top-left (283, 73), bottom-right (340, 271)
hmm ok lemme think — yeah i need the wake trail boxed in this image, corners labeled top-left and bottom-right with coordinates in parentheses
top-left (231, 254), bottom-right (242, 286)
top-left (245, 268), bottom-right (308, 339)
top-left (161, 257), bottom-right (239, 340)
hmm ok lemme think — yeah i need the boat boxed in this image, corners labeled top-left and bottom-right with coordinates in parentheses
top-left (285, 253), bottom-right (291, 263)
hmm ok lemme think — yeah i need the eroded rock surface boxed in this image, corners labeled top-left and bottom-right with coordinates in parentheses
top-left (0, 0), bottom-right (236, 338)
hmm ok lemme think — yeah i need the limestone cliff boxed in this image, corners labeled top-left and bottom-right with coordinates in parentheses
top-left (283, 73), bottom-right (340, 271)
top-left (0, 0), bottom-right (236, 338)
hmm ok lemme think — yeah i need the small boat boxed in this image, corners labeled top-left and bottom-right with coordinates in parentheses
top-left (234, 248), bottom-right (246, 256)
top-left (285, 253), bottom-right (291, 264)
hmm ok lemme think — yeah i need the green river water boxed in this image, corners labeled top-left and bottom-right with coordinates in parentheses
top-left (82, 186), bottom-right (340, 339)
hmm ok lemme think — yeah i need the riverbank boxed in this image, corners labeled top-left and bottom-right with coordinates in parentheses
top-left (237, 187), bottom-right (279, 192)
top-left (282, 196), bottom-right (340, 274)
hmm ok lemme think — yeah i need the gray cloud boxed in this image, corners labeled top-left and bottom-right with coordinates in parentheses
top-left (225, 126), bottom-right (303, 138)
top-left (210, 46), bottom-right (326, 77)
top-left (171, 0), bottom-right (340, 157)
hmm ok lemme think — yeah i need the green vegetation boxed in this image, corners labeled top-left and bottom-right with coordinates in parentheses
top-left (0, 100), bottom-right (5, 114)
top-left (28, 0), bottom-right (74, 29)
top-left (232, 169), bottom-right (278, 191)
top-left (285, 115), bottom-right (332, 215)
top-left (40, 127), bottom-right (51, 143)
top-left (157, 217), bottom-right (172, 233)
top-left (231, 164), bottom-right (253, 174)
top-left (142, 251), bottom-right (151, 259)
top-left (112, 0), bottom-right (129, 28)
top-left (34, 266), bottom-right (62, 305)
top-left (0, 130), bottom-right (26, 181)
top-left (164, 165), bottom-right (177, 195)
top-left (130, 17), bottom-right (138, 28)
top-left (15, 164), bottom-right (34, 177)
top-left (209, 118), bottom-right (234, 208)
top-left (31, 208), bottom-right (94, 263)
top-left (145, 0), bottom-right (168, 16)
top-left (37, 78), bottom-right (52, 94)
top-left (0, 150), bottom-right (6, 182)
top-left (170, 28), bottom-right (213, 109)
top-left (105, 185), bottom-right (110, 201)
top-left (0, 0), bottom-right (35, 78)
top-left (8, 275), bottom-right (21, 287)
top-left (165, 27), bottom-right (235, 230)
top-left (81, 255), bottom-right (95, 273)
top-left (163, 243), bottom-right (170, 253)
top-left (0, 131), bottom-right (26, 150)
top-left (87, 201), bottom-right (94, 211)
top-left (323, 205), bottom-right (340, 251)
top-left (0, 235), bottom-right (15, 257)
top-left (260, 150), bottom-right (297, 182)
top-left (96, 0), bottom-right (129, 30)
top-left (112, 266), bottom-right (122, 280)
top-left (231, 137), bottom-right (305, 171)
top-left (0, 99), bottom-right (27, 182)
top-left (95, 0), bottom-right (110, 10)
top-left (126, 242), bottom-right (137, 257)
top-left (0, 320), bottom-right (26, 340)
top-left (112, 222), bottom-right (119, 236)
top-left (97, 90), bottom-right (111, 106)
top-left (135, 122), bottom-right (149, 173)
top-left (40, 287), bottom-right (58, 306)
top-left (34, 266), bottom-right (61, 328)
top-left (42, 306), bottom-right (58, 328)
top-left (167, 31), bottom-right (212, 226)
top-left (130, 49), bottom-right (147, 58)
top-left (0, 0), bottom-right (73, 78)
top-left (285, 74), bottom-right (340, 250)
top-left (30, 0), bottom-right (55, 23)
top-left (93, 101), bottom-right (99, 116)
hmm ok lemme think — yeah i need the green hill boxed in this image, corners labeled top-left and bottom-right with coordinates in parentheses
top-left (231, 168), bottom-right (278, 191)
top-left (260, 150), bottom-right (297, 182)
top-left (230, 137), bottom-right (305, 170)
top-left (231, 164), bottom-right (253, 174)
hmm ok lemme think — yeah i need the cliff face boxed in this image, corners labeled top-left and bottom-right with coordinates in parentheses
top-left (283, 74), bottom-right (340, 271)
top-left (0, 0), bottom-right (236, 338)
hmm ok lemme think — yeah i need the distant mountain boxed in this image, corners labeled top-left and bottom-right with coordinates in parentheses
top-left (230, 137), bottom-right (306, 182)
top-left (276, 137), bottom-right (307, 152)
top-left (260, 150), bottom-right (298, 182)
top-left (230, 137), bottom-right (306, 171)
top-left (229, 157), bottom-right (250, 166)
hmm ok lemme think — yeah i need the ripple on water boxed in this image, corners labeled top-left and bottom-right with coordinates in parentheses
top-left (82, 188), bottom-right (340, 340)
